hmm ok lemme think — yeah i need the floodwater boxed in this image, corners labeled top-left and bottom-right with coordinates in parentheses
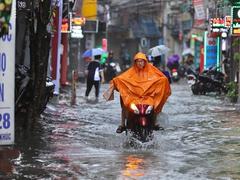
top-left (1, 80), bottom-right (240, 179)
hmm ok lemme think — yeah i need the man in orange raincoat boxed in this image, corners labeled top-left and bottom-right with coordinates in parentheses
top-left (103, 52), bottom-right (171, 133)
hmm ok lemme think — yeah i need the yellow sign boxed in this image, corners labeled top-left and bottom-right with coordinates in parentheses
top-left (72, 17), bottom-right (86, 25)
top-left (81, 0), bottom-right (97, 20)
top-left (233, 28), bottom-right (240, 34)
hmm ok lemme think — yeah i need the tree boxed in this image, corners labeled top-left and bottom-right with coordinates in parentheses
top-left (0, 0), bottom-right (12, 37)
top-left (26, 0), bottom-right (53, 129)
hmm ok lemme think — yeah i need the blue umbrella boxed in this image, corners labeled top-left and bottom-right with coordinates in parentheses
top-left (82, 48), bottom-right (105, 58)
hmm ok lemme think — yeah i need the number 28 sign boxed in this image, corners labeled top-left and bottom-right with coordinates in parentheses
top-left (0, 0), bottom-right (16, 145)
top-left (0, 113), bottom-right (11, 129)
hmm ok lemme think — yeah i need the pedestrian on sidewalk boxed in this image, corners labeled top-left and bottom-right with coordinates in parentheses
top-left (85, 55), bottom-right (103, 101)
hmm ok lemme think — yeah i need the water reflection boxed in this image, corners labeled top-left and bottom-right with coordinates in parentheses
top-left (5, 83), bottom-right (240, 179)
top-left (0, 147), bottom-right (20, 177)
top-left (122, 155), bottom-right (145, 178)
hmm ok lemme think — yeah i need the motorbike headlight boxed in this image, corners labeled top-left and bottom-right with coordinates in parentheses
top-left (145, 106), bottom-right (153, 114)
top-left (130, 103), bottom-right (139, 114)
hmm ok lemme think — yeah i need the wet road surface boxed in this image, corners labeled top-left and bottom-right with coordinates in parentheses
top-left (1, 80), bottom-right (240, 179)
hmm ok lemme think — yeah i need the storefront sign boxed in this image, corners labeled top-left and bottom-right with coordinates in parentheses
top-left (71, 26), bottom-right (83, 38)
top-left (225, 16), bottom-right (232, 27)
top-left (210, 17), bottom-right (229, 34)
top-left (231, 6), bottom-right (240, 35)
top-left (231, 0), bottom-right (240, 6)
top-left (81, 0), bottom-right (97, 20)
top-left (61, 18), bottom-right (70, 33)
top-left (210, 18), bottom-right (225, 28)
top-left (102, 38), bottom-right (107, 51)
top-left (82, 20), bottom-right (98, 33)
top-left (70, 16), bottom-right (85, 38)
top-left (193, 0), bottom-right (205, 26)
top-left (72, 17), bottom-right (86, 26)
top-left (204, 31), bottom-right (220, 69)
top-left (0, 0), bottom-right (15, 145)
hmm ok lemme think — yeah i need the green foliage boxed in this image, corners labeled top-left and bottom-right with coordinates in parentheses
top-left (232, 39), bottom-right (240, 62)
top-left (233, 52), bottom-right (240, 62)
top-left (226, 81), bottom-right (238, 103)
top-left (232, 38), bottom-right (240, 47)
top-left (0, 0), bottom-right (12, 37)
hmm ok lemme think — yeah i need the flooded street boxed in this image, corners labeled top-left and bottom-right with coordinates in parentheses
top-left (1, 80), bottom-right (240, 179)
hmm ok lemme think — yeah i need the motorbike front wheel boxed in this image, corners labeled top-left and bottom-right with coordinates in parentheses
top-left (133, 126), bottom-right (153, 142)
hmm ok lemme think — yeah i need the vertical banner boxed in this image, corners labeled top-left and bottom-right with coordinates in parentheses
top-left (102, 38), bottom-right (107, 51)
top-left (193, 0), bottom-right (205, 27)
top-left (81, 0), bottom-right (97, 20)
top-left (194, 40), bottom-right (201, 68)
top-left (0, 0), bottom-right (16, 145)
top-left (199, 44), bottom-right (204, 73)
top-left (51, 0), bottom-right (63, 95)
top-left (204, 31), bottom-right (220, 69)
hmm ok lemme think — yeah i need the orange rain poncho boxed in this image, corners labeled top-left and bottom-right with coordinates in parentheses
top-left (104, 52), bottom-right (171, 114)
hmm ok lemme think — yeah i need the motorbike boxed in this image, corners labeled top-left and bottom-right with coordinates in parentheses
top-left (187, 66), bottom-right (227, 95)
top-left (15, 64), bottom-right (32, 114)
top-left (125, 103), bottom-right (155, 142)
top-left (39, 76), bottom-right (55, 114)
top-left (177, 64), bottom-right (187, 78)
top-left (171, 68), bottom-right (180, 82)
top-left (15, 64), bottom-right (55, 115)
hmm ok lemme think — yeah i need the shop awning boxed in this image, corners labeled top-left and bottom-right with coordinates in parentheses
top-left (107, 24), bottom-right (128, 33)
top-left (130, 16), bottom-right (161, 38)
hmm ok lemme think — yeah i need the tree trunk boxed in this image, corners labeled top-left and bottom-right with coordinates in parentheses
top-left (27, 0), bottom-right (51, 130)
top-left (238, 61), bottom-right (240, 104)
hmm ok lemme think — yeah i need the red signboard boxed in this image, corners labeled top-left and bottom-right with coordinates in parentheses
top-left (102, 38), bottom-right (107, 51)
top-left (225, 16), bottom-right (231, 27)
top-left (61, 18), bottom-right (70, 33)
top-left (210, 18), bottom-right (225, 28)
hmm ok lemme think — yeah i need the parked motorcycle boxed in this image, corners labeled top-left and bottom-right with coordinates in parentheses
top-left (187, 66), bottom-right (227, 95)
top-left (15, 64), bottom-right (32, 114)
top-left (15, 64), bottom-right (55, 115)
top-left (125, 103), bottom-right (155, 142)
top-left (177, 64), bottom-right (187, 78)
top-left (39, 76), bottom-right (55, 114)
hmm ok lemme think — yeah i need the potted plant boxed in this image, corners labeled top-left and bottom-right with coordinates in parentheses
top-left (226, 81), bottom-right (238, 103)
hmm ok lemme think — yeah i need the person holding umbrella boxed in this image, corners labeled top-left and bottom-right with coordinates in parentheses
top-left (167, 54), bottom-right (180, 71)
